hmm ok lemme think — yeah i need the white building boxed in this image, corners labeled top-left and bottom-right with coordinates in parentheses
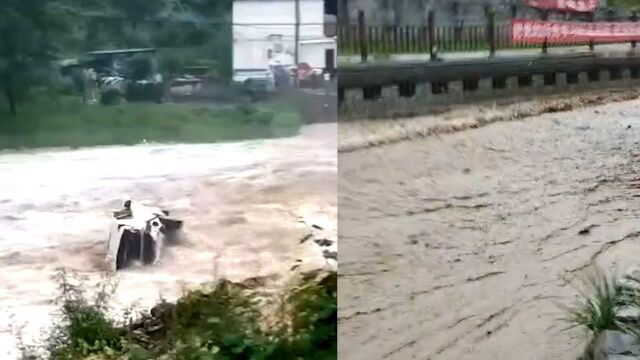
top-left (232, 0), bottom-right (337, 85)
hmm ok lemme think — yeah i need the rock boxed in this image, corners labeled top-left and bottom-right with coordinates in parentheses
top-left (624, 267), bottom-right (640, 282)
top-left (585, 330), bottom-right (640, 360)
top-left (615, 306), bottom-right (640, 321)
top-left (299, 233), bottom-right (313, 244)
top-left (322, 250), bottom-right (337, 261)
top-left (132, 329), bottom-right (152, 345)
top-left (314, 238), bottom-right (334, 247)
top-left (150, 301), bottom-right (176, 320)
top-left (145, 319), bottom-right (164, 332)
top-left (240, 276), bottom-right (270, 289)
top-left (578, 224), bottom-right (598, 235)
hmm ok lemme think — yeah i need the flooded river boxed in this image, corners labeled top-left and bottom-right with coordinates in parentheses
top-left (0, 123), bottom-right (336, 358)
top-left (338, 99), bottom-right (640, 360)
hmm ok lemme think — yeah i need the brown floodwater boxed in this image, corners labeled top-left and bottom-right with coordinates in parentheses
top-left (339, 99), bottom-right (640, 360)
top-left (0, 123), bottom-right (336, 358)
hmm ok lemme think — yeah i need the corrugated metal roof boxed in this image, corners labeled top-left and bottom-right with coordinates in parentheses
top-left (86, 48), bottom-right (156, 56)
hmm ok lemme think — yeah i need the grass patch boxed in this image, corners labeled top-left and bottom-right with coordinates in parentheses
top-left (20, 269), bottom-right (337, 360)
top-left (562, 269), bottom-right (624, 337)
top-left (0, 96), bottom-right (302, 149)
top-left (561, 266), bottom-right (640, 339)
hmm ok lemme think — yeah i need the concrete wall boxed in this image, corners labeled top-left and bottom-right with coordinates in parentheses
top-left (338, 0), bottom-right (610, 25)
top-left (339, 0), bottom-right (542, 25)
top-left (339, 65), bottom-right (638, 119)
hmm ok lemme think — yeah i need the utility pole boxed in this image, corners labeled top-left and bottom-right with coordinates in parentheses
top-left (294, 0), bottom-right (301, 87)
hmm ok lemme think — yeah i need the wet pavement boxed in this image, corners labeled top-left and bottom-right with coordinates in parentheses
top-left (338, 99), bottom-right (640, 360)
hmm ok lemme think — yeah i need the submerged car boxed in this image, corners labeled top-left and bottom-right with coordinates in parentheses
top-left (105, 200), bottom-right (183, 271)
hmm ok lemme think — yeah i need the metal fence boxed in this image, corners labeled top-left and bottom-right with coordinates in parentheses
top-left (338, 9), bottom-right (638, 59)
top-left (338, 22), bottom-right (602, 55)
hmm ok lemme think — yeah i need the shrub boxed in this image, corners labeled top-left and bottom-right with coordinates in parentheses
top-left (100, 89), bottom-right (123, 106)
top-left (46, 270), bottom-right (123, 360)
top-left (250, 110), bottom-right (274, 126)
top-left (20, 269), bottom-right (337, 360)
top-left (172, 280), bottom-right (267, 359)
top-left (561, 266), bottom-right (640, 339)
top-left (235, 103), bottom-right (258, 116)
top-left (269, 271), bottom-right (337, 359)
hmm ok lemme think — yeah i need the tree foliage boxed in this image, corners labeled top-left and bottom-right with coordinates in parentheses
top-left (110, 0), bottom-right (168, 29)
top-left (609, 0), bottom-right (640, 10)
top-left (0, 0), bottom-right (65, 115)
top-left (0, 0), bottom-right (233, 116)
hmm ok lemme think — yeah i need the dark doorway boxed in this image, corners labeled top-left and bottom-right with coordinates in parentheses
top-left (325, 49), bottom-right (336, 79)
top-left (325, 49), bottom-right (335, 70)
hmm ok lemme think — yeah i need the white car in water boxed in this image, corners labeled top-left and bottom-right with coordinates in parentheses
top-left (105, 200), bottom-right (183, 271)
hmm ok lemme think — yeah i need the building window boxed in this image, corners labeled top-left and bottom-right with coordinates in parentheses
top-left (324, 0), bottom-right (337, 16)
top-left (267, 49), bottom-right (273, 59)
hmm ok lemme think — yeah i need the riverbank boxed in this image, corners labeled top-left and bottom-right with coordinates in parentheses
top-left (338, 87), bottom-right (640, 152)
top-left (0, 96), bottom-right (302, 149)
top-left (21, 268), bottom-right (336, 360)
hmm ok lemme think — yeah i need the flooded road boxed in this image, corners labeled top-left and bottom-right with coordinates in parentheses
top-left (338, 99), bottom-right (640, 360)
top-left (0, 124), bottom-right (336, 358)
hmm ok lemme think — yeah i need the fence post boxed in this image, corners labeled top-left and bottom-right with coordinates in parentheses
top-left (358, 10), bottom-right (368, 63)
top-left (486, 7), bottom-right (496, 58)
top-left (632, 11), bottom-right (638, 50)
top-left (541, 10), bottom-right (548, 54)
top-left (588, 12), bottom-right (595, 52)
top-left (455, 20), bottom-right (463, 46)
top-left (428, 10), bottom-right (437, 61)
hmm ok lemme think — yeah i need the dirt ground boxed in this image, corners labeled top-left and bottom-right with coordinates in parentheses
top-left (0, 123), bottom-right (336, 358)
top-left (338, 99), bottom-right (640, 360)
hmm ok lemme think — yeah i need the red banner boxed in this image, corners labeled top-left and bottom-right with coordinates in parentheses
top-left (524, 0), bottom-right (597, 12)
top-left (512, 19), bottom-right (640, 44)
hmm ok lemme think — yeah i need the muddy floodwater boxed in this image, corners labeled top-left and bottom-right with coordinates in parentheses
top-left (338, 99), bottom-right (640, 360)
top-left (0, 123), bottom-right (336, 358)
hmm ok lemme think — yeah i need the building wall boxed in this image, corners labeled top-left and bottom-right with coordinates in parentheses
top-left (233, 0), bottom-right (335, 73)
top-left (300, 41), bottom-right (337, 68)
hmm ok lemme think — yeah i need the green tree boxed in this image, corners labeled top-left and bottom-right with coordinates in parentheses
top-left (110, 0), bottom-right (169, 31)
top-left (609, 0), bottom-right (640, 10)
top-left (0, 0), bottom-right (63, 115)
